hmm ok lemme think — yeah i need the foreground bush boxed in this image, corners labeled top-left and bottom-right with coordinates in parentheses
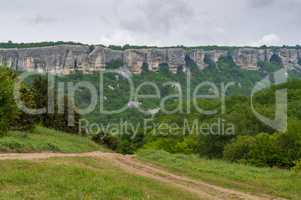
top-left (224, 130), bottom-right (301, 168)
top-left (223, 135), bottom-right (255, 163)
top-left (92, 131), bottom-right (145, 154)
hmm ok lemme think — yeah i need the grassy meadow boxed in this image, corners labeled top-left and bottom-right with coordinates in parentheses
top-left (137, 150), bottom-right (301, 200)
top-left (0, 157), bottom-right (199, 200)
top-left (0, 126), bottom-right (106, 153)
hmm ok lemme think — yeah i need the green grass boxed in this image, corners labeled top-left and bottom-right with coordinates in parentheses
top-left (0, 126), bottom-right (106, 153)
top-left (0, 157), bottom-right (199, 200)
top-left (137, 150), bottom-right (301, 200)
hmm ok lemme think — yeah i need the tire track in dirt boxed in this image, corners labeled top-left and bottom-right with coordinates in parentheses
top-left (0, 152), bottom-right (286, 200)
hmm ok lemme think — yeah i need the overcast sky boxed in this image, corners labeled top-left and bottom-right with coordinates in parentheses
top-left (0, 0), bottom-right (300, 46)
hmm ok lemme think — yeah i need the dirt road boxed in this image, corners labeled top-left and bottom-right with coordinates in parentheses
top-left (0, 152), bottom-right (285, 200)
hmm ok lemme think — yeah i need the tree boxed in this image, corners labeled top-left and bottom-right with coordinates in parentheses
top-left (204, 54), bottom-right (216, 68)
top-left (10, 84), bottom-right (35, 131)
top-left (31, 75), bottom-right (80, 133)
top-left (159, 63), bottom-right (170, 74)
top-left (0, 67), bottom-right (18, 135)
top-left (106, 59), bottom-right (124, 69)
top-left (141, 63), bottom-right (149, 74)
top-left (270, 54), bottom-right (283, 66)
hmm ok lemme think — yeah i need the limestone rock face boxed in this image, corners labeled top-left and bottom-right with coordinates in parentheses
top-left (167, 48), bottom-right (186, 73)
top-left (278, 48), bottom-right (299, 69)
top-left (124, 49), bottom-right (147, 74)
top-left (0, 45), bottom-right (90, 74)
top-left (0, 45), bottom-right (300, 74)
top-left (88, 46), bottom-right (123, 72)
top-left (147, 49), bottom-right (168, 71)
top-left (256, 49), bottom-right (273, 63)
top-left (233, 48), bottom-right (259, 70)
top-left (207, 50), bottom-right (228, 63)
top-left (88, 46), bottom-right (106, 72)
top-left (188, 49), bottom-right (207, 70)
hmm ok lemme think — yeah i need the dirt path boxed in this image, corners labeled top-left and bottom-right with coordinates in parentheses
top-left (0, 152), bottom-right (285, 200)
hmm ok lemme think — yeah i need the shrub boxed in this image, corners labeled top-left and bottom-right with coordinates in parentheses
top-left (198, 134), bottom-right (234, 159)
top-left (223, 132), bottom-right (301, 168)
top-left (224, 133), bottom-right (281, 167)
top-left (174, 136), bottom-right (199, 154)
top-left (92, 132), bottom-right (119, 151)
top-left (116, 131), bottom-right (145, 154)
top-left (92, 130), bottom-right (145, 154)
top-left (248, 133), bottom-right (281, 167)
top-left (292, 160), bottom-right (301, 174)
top-left (144, 136), bottom-right (198, 155)
top-left (143, 138), bottom-right (179, 153)
top-left (223, 136), bottom-right (256, 162)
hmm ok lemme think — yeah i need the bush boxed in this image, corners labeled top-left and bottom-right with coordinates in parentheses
top-left (116, 131), bottom-right (145, 154)
top-left (292, 160), bottom-right (301, 174)
top-left (144, 136), bottom-right (198, 155)
top-left (248, 133), bottom-right (281, 167)
top-left (92, 132), bottom-right (119, 151)
top-left (224, 133), bottom-right (281, 167)
top-left (92, 131), bottom-right (145, 154)
top-left (223, 136), bottom-right (255, 162)
top-left (223, 131), bottom-right (301, 168)
top-left (198, 134), bottom-right (234, 159)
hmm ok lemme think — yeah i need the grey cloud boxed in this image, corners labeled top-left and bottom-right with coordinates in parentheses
top-left (0, 0), bottom-right (300, 46)
top-left (19, 14), bottom-right (59, 25)
top-left (117, 0), bottom-right (196, 34)
top-left (248, 0), bottom-right (276, 8)
top-left (25, 15), bottom-right (58, 25)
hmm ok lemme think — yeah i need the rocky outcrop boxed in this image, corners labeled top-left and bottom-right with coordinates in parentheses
top-left (233, 48), bottom-right (272, 70)
top-left (124, 49), bottom-right (147, 74)
top-left (278, 48), bottom-right (300, 69)
top-left (0, 45), bottom-right (300, 74)
top-left (0, 45), bottom-right (90, 74)
top-left (167, 48), bottom-right (186, 73)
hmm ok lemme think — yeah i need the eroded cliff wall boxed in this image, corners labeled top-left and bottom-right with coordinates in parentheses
top-left (0, 45), bottom-right (300, 74)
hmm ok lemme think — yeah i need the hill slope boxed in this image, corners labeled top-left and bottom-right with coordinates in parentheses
top-left (0, 126), bottom-right (106, 153)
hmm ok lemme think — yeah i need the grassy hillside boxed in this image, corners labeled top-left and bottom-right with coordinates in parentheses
top-left (0, 157), bottom-right (199, 200)
top-left (0, 126), bottom-right (106, 153)
top-left (137, 150), bottom-right (301, 200)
